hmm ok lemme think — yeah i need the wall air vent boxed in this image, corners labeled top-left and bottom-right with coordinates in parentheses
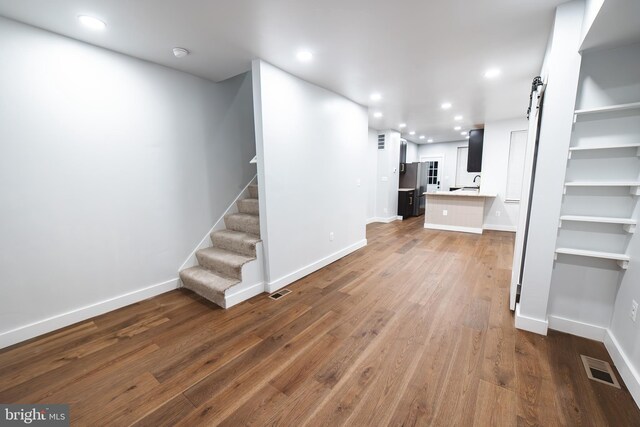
top-left (378, 134), bottom-right (385, 150)
top-left (269, 289), bottom-right (292, 300)
top-left (580, 355), bottom-right (620, 388)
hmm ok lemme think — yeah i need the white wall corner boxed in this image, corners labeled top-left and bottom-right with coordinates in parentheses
top-left (266, 239), bottom-right (367, 293)
top-left (515, 303), bottom-right (549, 335)
top-left (547, 315), bottom-right (607, 341)
top-left (604, 329), bottom-right (640, 408)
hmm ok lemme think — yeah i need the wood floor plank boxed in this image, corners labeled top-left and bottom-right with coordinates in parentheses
top-left (0, 216), bottom-right (638, 426)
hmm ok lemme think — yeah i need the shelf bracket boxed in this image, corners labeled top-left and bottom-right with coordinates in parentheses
top-left (623, 224), bottom-right (636, 234)
top-left (617, 260), bottom-right (629, 270)
top-left (631, 186), bottom-right (640, 196)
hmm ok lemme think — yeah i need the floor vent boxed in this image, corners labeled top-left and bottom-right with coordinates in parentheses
top-left (269, 289), bottom-right (292, 300)
top-left (581, 355), bottom-right (620, 388)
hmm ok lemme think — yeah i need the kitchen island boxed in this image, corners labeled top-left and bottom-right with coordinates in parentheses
top-left (424, 189), bottom-right (496, 234)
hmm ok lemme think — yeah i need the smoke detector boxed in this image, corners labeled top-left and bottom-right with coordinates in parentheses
top-left (172, 47), bottom-right (189, 58)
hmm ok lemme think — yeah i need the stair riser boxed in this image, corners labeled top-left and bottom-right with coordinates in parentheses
top-left (225, 217), bottom-right (260, 236)
top-left (237, 199), bottom-right (259, 215)
top-left (179, 274), bottom-right (226, 308)
top-left (210, 234), bottom-right (257, 257)
top-left (195, 253), bottom-right (243, 280)
top-left (248, 185), bottom-right (259, 198)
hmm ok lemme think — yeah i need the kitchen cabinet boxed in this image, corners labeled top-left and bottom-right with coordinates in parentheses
top-left (467, 129), bottom-right (484, 172)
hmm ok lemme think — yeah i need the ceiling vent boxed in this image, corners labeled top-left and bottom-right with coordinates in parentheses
top-left (377, 134), bottom-right (385, 150)
top-left (580, 355), bottom-right (620, 388)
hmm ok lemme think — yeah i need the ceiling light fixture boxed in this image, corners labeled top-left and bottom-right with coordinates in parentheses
top-left (427, 138), bottom-right (434, 143)
top-left (454, 126), bottom-right (461, 131)
top-left (484, 68), bottom-right (502, 79)
top-left (399, 123), bottom-right (407, 129)
top-left (409, 131), bottom-right (416, 135)
top-left (78, 15), bottom-right (106, 30)
top-left (460, 131), bottom-right (468, 136)
top-left (419, 135), bottom-right (425, 140)
top-left (370, 93), bottom-right (382, 101)
top-left (441, 102), bottom-right (452, 110)
top-left (296, 50), bottom-right (313, 62)
top-left (466, 135), bottom-right (470, 139)
top-left (454, 115), bottom-right (463, 121)
top-left (172, 47), bottom-right (189, 58)
top-left (373, 112), bottom-right (383, 118)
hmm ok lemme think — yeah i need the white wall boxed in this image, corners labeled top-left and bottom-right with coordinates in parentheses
top-left (367, 129), bottom-right (379, 221)
top-left (0, 18), bottom-right (257, 348)
top-left (482, 117), bottom-right (529, 232)
top-left (406, 141), bottom-right (419, 163)
top-left (252, 60), bottom-right (368, 291)
top-left (517, 0), bottom-right (585, 335)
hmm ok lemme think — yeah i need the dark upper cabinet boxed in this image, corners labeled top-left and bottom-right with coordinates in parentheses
top-left (467, 128), bottom-right (484, 172)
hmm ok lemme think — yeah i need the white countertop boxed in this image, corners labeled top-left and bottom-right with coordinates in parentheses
top-left (424, 189), bottom-right (496, 198)
top-left (398, 188), bottom-right (415, 192)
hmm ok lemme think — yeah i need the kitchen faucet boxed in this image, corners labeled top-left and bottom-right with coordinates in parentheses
top-left (473, 175), bottom-right (481, 188)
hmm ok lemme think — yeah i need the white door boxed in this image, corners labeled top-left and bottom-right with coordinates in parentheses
top-left (420, 156), bottom-right (443, 192)
top-left (510, 82), bottom-right (546, 310)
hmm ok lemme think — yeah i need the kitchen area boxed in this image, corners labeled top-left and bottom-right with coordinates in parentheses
top-left (397, 128), bottom-right (496, 234)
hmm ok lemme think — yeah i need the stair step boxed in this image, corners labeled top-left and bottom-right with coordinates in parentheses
top-left (180, 267), bottom-right (239, 308)
top-left (237, 198), bottom-right (259, 215)
top-left (195, 247), bottom-right (254, 280)
top-left (248, 184), bottom-right (259, 199)
top-left (225, 213), bottom-right (260, 235)
top-left (211, 229), bottom-right (261, 257)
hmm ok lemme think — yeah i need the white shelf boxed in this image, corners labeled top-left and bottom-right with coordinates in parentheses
top-left (567, 143), bottom-right (640, 159)
top-left (555, 247), bottom-right (630, 269)
top-left (559, 215), bottom-right (636, 233)
top-left (574, 101), bottom-right (640, 122)
top-left (563, 181), bottom-right (640, 195)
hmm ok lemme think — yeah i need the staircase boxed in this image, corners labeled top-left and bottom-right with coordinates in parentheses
top-left (180, 183), bottom-right (261, 308)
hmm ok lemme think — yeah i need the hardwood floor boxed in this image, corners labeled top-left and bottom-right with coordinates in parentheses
top-left (1, 216), bottom-right (639, 426)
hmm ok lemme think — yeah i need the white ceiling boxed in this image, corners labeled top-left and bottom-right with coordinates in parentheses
top-left (0, 0), bottom-right (563, 144)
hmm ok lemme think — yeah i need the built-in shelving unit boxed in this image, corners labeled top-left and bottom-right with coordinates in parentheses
top-left (567, 143), bottom-right (640, 159)
top-left (573, 101), bottom-right (640, 122)
top-left (557, 101), bottom-right (640, 270)
top-left (558, 215), bottom-right (636, 233)
top-left (555, 248), bottom-right (630, 269)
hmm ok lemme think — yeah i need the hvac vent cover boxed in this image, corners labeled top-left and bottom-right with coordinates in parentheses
top-left (269, 289), bottom-right (292, 300)
top-left (580, 355), bottom-right (620, 388)
top-left (378, 134), bottom-right (385, 150)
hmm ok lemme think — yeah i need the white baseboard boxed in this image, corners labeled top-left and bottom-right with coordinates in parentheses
top-left (367, 216), bottom-right (398, 224)
top-left (514, 303), bottom-right (549, 335)
top-left (266, 239), bottom-right (367, 293)
top-left (483, 224), bottom-right (517, 232)
top-left (0, 278), bottom-right (179, 350)
top-left (424, 223), bottom-right (483, 234)
top-left (225, 281), bottom-right (265, 308)
top-left (548, 315), bottom-right (606, 342)
top-left (605, 329), bottom-right (640, 408)
top-left (396, 215), bottom-right (403, 221)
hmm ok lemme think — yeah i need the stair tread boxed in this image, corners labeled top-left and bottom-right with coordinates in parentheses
top-left (180, 266), bottom-right (239, 294)
top-left (196, 246), bottom-right (255, 267)
top-left (226, 212), bottom-right (259, 220)
top-left (211, 229), bottom-right (261, 243)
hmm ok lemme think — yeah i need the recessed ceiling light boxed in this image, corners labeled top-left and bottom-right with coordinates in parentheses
top-left (409, 131), bottom-right (416, 135)
top-left (373, 112), bottom-right (383, 118)
top-left (296, 50), bottom-right (313, 62)
top-left (370, 93), bottom-right (382, 101)
top-left (172, 47), bottom-right (189, 58)
top-left (484, 68), bottom-right (501, 79)
top-left (399, 123), bottom-right (407, 129)
top-left (454, 115), bottom-right (463, 121)
top-left (454, 126), bottom-right (461, 131)
top-left (78, 15), bottom-right (106, 30)
top-left (427, 138), bottom-right (434, 143)
top-left (460, 131), bottom-right (468, 136)
top-left (419, 135), bottom-right (425, 140)
top-left (441, 102), bottom-right (452, 110)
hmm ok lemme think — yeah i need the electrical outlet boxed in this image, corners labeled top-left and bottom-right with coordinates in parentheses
top-left (442, 209), bottom-right (448, 216)
top-left (631, 300), bottom-right (638, 322)
top-left (381, 176), bottom-right (388, 182)
top-left (329, 232), bottom-right (334, 242)
top-left (496, 210), bottom-right (501, 217)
